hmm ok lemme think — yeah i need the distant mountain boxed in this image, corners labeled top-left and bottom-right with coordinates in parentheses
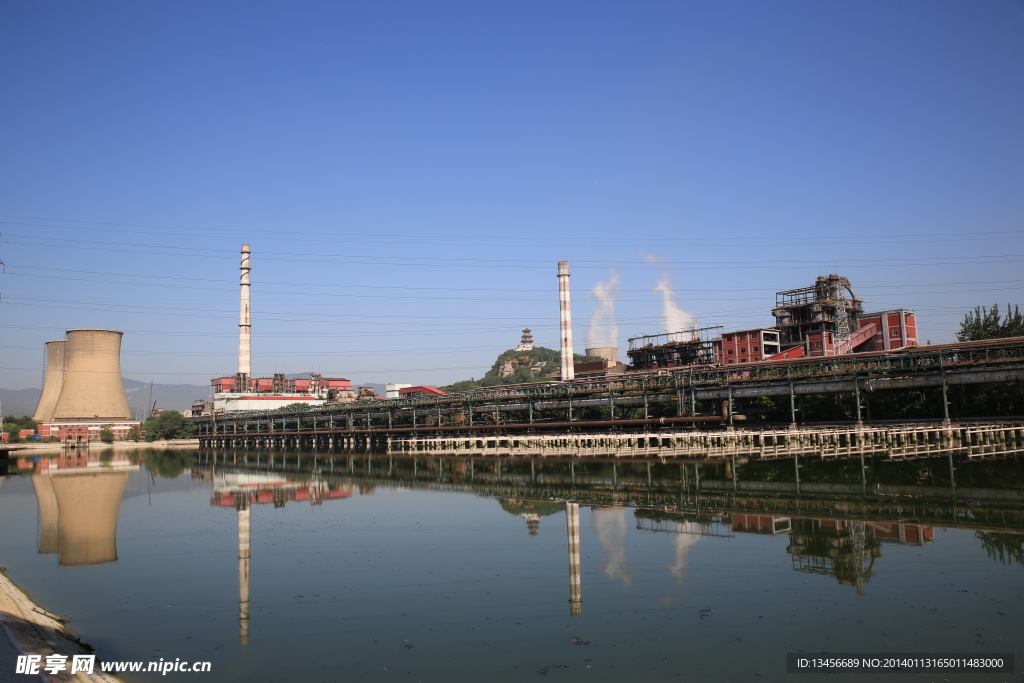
top-left (123, 379), bottom-right (210, 417)
top-left (0, 387), bottom-right (42, 419)
top-left (1, 379), bottom-right (210, 420)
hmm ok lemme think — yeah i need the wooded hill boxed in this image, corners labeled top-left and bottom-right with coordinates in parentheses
top-left (441, 346), bottom-right (603, 393)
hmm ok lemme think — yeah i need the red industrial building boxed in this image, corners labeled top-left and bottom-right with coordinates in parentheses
top-left (713, 328), bottom-right (782, 365)
top-left (627, 274), bottom-right (919, 371)
top-left (210, 373), bottom-right (352, 394)
top-left (398, 386), bottom-right (447, 398)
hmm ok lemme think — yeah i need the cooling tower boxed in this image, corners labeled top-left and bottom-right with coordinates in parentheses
top-left (585, 347), bottom-right (619, 364)
top-left (32, 340), bottom-right (68, 422)
top-left (51, 329), bottom-right (131, 421)
top-left (32, 474), bottom-right (60, 555)
top-left (51, 471), bottom-right (129, 566)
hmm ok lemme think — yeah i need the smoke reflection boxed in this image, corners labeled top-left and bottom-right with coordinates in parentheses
top-left (592, 507), bottom-right (632, 586)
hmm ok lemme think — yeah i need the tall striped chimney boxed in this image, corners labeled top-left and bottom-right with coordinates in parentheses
top-left (238, 244), bottom-right (251, 385)
top-left (558, 261), bottom-right (574, 381)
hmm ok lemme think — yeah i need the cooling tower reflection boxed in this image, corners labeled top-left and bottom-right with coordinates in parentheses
top-left (30, 454), bottom-right (135, 567)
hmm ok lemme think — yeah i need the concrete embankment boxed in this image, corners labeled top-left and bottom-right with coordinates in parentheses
top-left (0, 570), bottom-right (120, 682)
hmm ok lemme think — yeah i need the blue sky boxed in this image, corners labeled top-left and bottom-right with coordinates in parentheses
top-left (2, 1), bottom-right (1023, 389)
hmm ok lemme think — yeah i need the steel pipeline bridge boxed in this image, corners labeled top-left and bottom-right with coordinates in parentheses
top-left (193, 336), bottom-right (1024, 448)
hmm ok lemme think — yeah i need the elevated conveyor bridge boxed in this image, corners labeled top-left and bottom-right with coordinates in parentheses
top-left (193, 336), bottom-right (1024, 448)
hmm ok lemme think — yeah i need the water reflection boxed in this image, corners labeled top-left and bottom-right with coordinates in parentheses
top-left (238, 505), bottom-right (250, 646)
top-left (784, 520), bottom-right (934, 594)
top-left (27, 451), bottom-right (136, 567)
top-left (204, 472), bottom-right (357, 643)
top-left (2, 442), bottom-right (1022, 681)
top-left (192, 449), bottom-right (1024, 621)
top-left (975, 531), bottom-right (1024, 566)
top-left (566, 502), bottom-right (581, 617)
top-left (498, 499), bottom-right (564, 536)
top-left (592, 508), bottom-right (632, 587)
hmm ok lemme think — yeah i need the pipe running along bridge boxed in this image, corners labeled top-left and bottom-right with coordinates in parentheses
top-left (193, 336), bottom-right (1024, 450)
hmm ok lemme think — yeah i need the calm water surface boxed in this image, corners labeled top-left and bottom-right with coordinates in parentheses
top-left (0, 447), bottom-right (1021, 682)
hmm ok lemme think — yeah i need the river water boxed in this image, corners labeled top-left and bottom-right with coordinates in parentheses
top-left (0, 445), bottom-right (1021, 682)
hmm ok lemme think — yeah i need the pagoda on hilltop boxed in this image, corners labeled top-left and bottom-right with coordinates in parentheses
top-left (515, 328), bottom-right (536, 351)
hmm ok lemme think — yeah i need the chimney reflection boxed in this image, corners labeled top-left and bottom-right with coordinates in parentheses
top-left (238, 503), bottom-right (251, 646)
top-left (32, 470), bottom-right (129, 566)
top-left (566, 503), bottom-right (581, 616)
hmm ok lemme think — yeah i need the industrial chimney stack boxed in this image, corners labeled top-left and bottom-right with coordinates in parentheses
top-left (238, 244), bottom-right (252, 387)
top-left (558, 261), bottom-right (574, 381)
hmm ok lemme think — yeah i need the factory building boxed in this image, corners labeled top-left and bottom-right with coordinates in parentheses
top-left (797, 308), bottom-right (918, 357)
top-left (626, 326), bottom-right (721, 371)
top-left (398, 385), bottom-right (447, 398)
top-left (713, 328), bottom-right (782, 365)
top-left (771, 275), bottom-right (864, 348)
top-left (385, 383), bottom-right (413, 398)
top-left (209, 245), bottom-right (359, 413)
top-left (624, 274), bottom-right (918, 372)
top-left (33, 329), bottom-right (140, 442)
top-left (211, 373), bottom-right (354, 412)
top-left (853, 309), bottom-right (918, 352)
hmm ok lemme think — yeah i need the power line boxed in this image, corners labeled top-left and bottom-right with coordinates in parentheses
top-left (4, 214), bottom-right (1024, 244)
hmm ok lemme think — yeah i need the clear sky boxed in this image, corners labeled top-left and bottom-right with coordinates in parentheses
top-left (2, 1), bottom-right (1023, 390)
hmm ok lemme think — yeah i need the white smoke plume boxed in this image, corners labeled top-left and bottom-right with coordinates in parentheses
top-left (587, 271), bottom-right (620, 349)
top-left (654, 272), bottom-right (697, 339)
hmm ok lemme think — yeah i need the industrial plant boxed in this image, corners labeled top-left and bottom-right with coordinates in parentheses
top-left (627, 274), bottom-right (917, 372)
top-left (32, 329), bottom-right (140, 442)
top-left (203, 244), bottom-right (926, 419)
top-left (208, 245), bottom-right (355, 412)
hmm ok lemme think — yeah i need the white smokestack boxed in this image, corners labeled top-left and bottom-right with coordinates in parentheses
top-left (558, 261), bottom-right (574, 381)
top-left (587, 271), bottom-right (620, 350)
top-left (239, 244), bottom-right (251, 381)
top-left (654, 272), bottom-right (697, 340)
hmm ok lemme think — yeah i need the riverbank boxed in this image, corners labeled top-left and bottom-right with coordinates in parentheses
top-left (0, 569), bottom-right (120, 682)
top-left (1, 440), bottom-right (198, 456)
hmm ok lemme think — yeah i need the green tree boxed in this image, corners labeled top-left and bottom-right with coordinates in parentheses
top-left (2, 416), bottom-right (37, 430)
top-left (957, 304), bottom-right (1024, 341)
top-left (143, 448), bottom-right (197, 479)
top-left (3, 416), bottom-right (37, 443)
top-left (98, 425), bottom-right (115, 443)
top-left (125, 425), bottom-right (142, 441)
top-left (143, 411), bottom-right (197, 441)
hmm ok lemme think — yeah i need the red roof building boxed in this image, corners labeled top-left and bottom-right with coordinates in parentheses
top-left (398, 386), bottom-right (447, 398)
